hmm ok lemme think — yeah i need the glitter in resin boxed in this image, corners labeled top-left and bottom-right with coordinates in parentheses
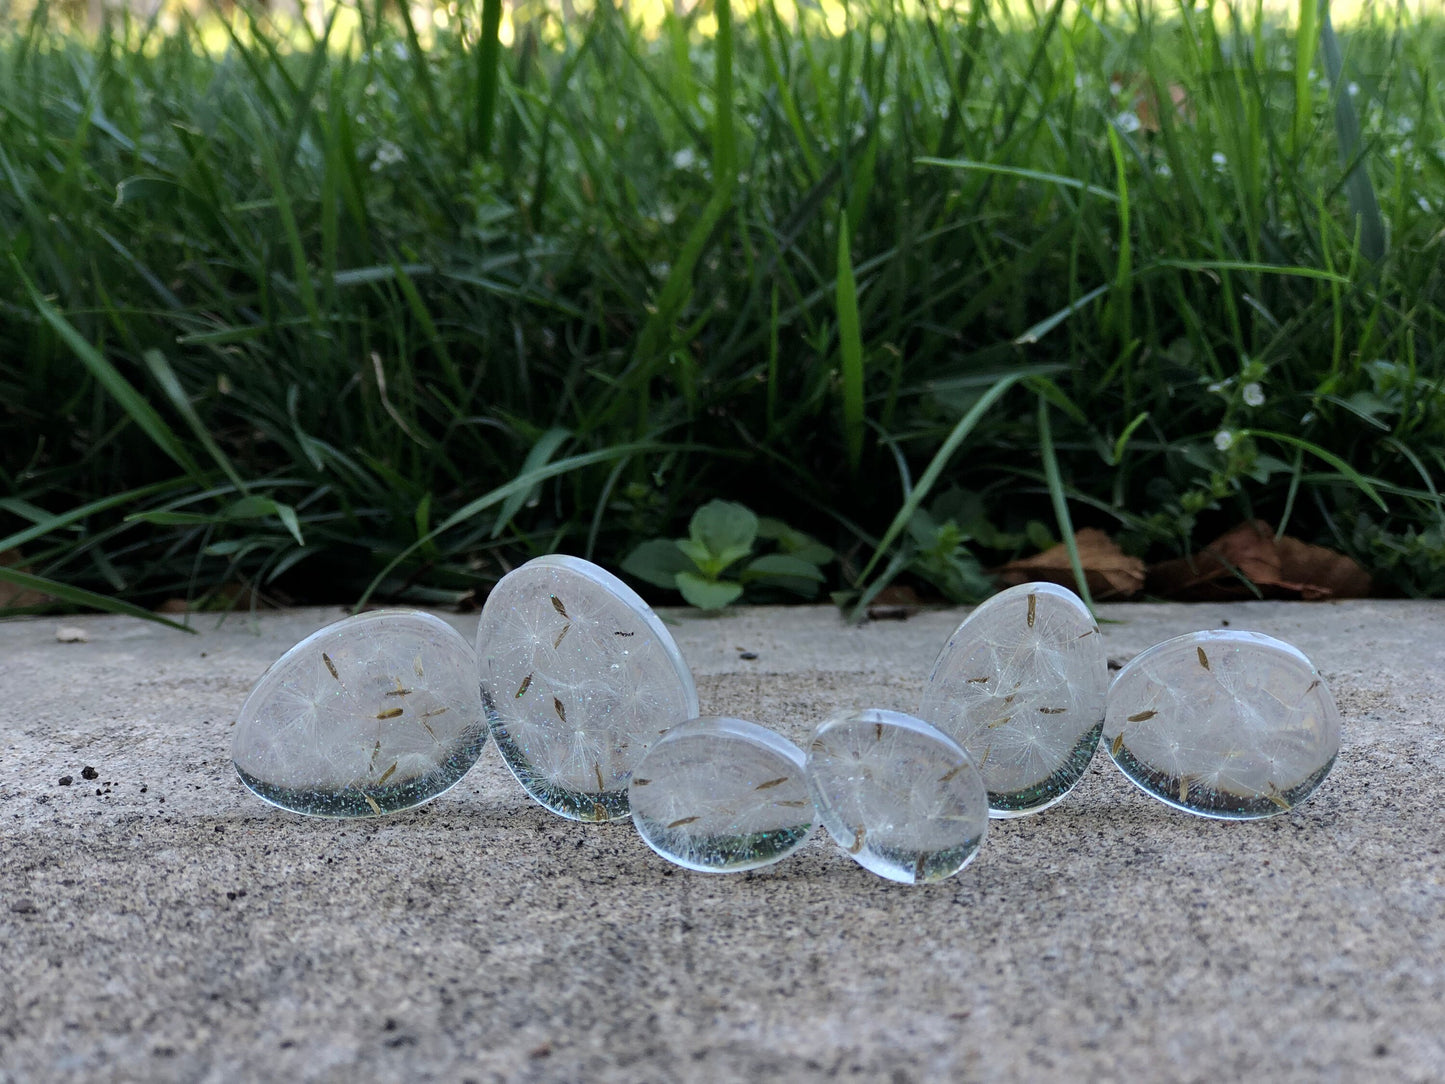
top-left (806, 708), bottom-right (989, 884)
top-left (476, 555), bottom-right (699, 822)
top-left (919, 582), bottom-right (1107, 816)
top-left (1103, 630), bottom-right (1341, 819)
top-left (232, 610), bottom-right (488, 818)
top-left (629, 716), bottom-right (814, 873)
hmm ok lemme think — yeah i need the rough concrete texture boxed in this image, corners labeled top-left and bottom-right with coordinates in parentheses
top-left (2, 600), bottom-right (1443, 1082)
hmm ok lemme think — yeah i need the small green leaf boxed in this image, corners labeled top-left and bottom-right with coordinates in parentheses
top-left (742, 553), bottom-right (828, 583)
top-left (675, 538), bottom-right (718, 572)
top-left (740, 553), bottom-right (826, 596)
top-left (1025, 520), bottom-right (1055, 552)
top-left (622, 539), bottom-right (695, 589)
top-left (271, 503), bottom-right (305, 547)
top-left (675, 571), bottom-right (744, 609)
top-left (688, 500), bottom-right (758, 570)
top-left (757, 517), bottom-right (834, 565)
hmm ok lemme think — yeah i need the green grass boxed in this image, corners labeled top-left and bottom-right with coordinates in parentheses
top-left (2, 0), bottom-right (1444, 617)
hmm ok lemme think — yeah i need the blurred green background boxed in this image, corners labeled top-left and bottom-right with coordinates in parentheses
top-left (2, 0), bottom-right (1442, 620)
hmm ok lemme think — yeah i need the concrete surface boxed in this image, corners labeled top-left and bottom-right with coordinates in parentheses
top-left (1, 600), bottom-right (1443, 1082)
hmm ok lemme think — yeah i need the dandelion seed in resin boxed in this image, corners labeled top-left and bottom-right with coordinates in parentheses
top-left (476, 555), bottom-right (698, 822)
top-left (629, 717), bottom-right (814, 873)
top-left (232, 611), bottom-right (487, 818)
top-left (919, 582), bottom-right (1107, 816)
top-left (806, 708), bottom-right (988, 885)
top-left (1103, 630), bottom-right (1340, 819)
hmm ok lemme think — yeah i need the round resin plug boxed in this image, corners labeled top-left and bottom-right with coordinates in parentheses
top-left (806, 708), bottom-right (989, 884)
top-left (476, 555), bottom-right (698, 822)
top-left (1104, 630), bottom-right (1341, 819)
top-left (629, 716), bottom-right (814, 873)
top-left (233, 610), bottom-right (488, 818)
top-left (920, 582), bottom-right (1107, 816)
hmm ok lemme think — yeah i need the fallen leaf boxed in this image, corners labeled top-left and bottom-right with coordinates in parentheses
top-left (995, 528), bottom-right (1145, 600)
top-left (1146, 520), bottom-right (1371, 600)
top-left (867, 583), bottom-right (923, 621)
top-left (0, 549), bottom-right (50, 609)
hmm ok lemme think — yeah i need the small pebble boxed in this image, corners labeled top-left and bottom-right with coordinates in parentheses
top-left (58, 776), bottom-right (72, 787)
top-left (55, 626), bottom-right (89, 643)
top-left (81, 766), bottom-right (98, 780)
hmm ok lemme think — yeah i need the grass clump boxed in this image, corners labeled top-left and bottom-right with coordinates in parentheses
top-left (2, 0), bottom-right (1443, 616)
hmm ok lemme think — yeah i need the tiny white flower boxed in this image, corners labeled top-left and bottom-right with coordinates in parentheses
top-left (1207, 381), bottom-right (1226, 394)
top-left (1214, 430), bottom-right (1235, 452)
top-left (391, 42), bottom-right (409, 61)
top-left (659, 204), bottom-right (677, 225)
top-left (672, 148), bottom-right (696, 170)
top-left (1109, 79), bottom-right (1123, 96)
top-left (1347, 81), bottom-right (1360, 96)
top-left (372, 140), bottom-right (404, 171)
top-left (1156, 163), bottom-right (1172, 178)
top-left (1114, 112), bottom-right (1142, 134)
top-left (365, 81), bottom-right (379, 97)
top-left (1420, 196), bottom-right (1432, 213)
top-left (1301, 411), bottom-right (1316, 425)
top-left (1242, 382), bottom-right (1265, 407)
top-left (1212, 151), bottom-right (1227, 167)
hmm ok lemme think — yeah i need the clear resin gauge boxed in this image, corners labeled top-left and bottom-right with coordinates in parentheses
top-left (233, 610), bottom-right (487, 818)
top-left (476, 555), bottom-right (699, 822)
top-left (629, 717), bottom-right (814, 873)
top-left (806, 708), bottom-right (989, 884)
top-left (919, 582), bottom-right (1107, 816)
top-left (1104, 630), bottom-right (1341, 819)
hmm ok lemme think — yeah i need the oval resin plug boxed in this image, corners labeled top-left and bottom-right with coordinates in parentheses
top-left (629, 716), bottom-right (814, 873)
top-left (233, 610), bottom-right (488, 818)
top-left (919, 582), bottom-right (1106, 816)
top-left (476, 555), bottom-right (699, 822)
top-left (1104, 630), bottom-right (1341, 819)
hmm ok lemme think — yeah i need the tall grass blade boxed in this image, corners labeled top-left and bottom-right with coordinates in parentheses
top-left (1037, 395), bottom-right (1095, 612)
top-left (836, 213), bottom-right (865, 473)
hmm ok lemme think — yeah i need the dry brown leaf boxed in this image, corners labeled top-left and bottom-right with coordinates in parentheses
top-left (1274, 533), bottom-right (1372, 599)
top-left (996, 527), bottom-right (1145, 600)
top-left (0, 548), bottom-right (50, 609)
top-left (1146, 520), bottom-right (1371, 600)
top-left (867, 583), bottom-right (924, 622)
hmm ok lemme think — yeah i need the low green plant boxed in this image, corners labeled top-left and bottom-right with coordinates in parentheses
top-left (622, 500), bottom-right (832, 609)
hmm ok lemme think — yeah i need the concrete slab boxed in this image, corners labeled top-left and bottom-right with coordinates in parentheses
top-left (2, 600), bottom-right (1443, 1082)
